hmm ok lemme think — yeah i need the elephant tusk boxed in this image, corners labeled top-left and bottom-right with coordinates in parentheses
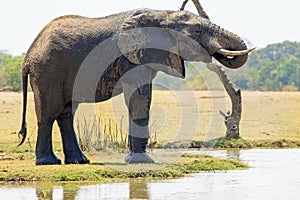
top-left (217, 47), bottom-right (256, 57)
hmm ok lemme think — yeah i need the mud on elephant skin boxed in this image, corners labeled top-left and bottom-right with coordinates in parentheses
top-left (18, 8), bottom-right (254, 165)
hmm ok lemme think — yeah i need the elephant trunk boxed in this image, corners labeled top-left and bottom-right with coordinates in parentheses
top-left (213, 28), bottom-right (250, 69)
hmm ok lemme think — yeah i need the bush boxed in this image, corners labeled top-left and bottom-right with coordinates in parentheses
top-left (0, 54), bottom-right (24, 91)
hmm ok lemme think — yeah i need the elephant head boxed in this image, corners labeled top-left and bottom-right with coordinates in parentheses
top-left (118, 9), bottom-right (254, 74)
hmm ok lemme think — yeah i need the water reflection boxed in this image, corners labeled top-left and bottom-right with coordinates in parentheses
top-left (34, 181), bottom-right (150, 199)
top-left (226, 149), bottom-right (240, 159)
top-left (35, 183), bottom-right (80, 200)
top-left (36, 188), bottom-right (54, 199)
top-left (129, 180), bottom-right (149, 199)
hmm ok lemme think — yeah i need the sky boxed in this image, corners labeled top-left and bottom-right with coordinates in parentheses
top-left (0, 0), bottom-right (300, 55)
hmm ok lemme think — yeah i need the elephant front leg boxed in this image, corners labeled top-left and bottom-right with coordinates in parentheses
top-left (35, 119), bottom-right (61, 165)
top-left (125, 119), bottom-right (154, 163)
top-left (123, 82), bottom-right (154, 164)
top-left (57, 103), bottom-right (90, 164)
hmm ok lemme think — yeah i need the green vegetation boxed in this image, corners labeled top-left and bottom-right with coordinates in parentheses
top-left (234, 41), bottom-right (300, 91)
top-left (166, 138), bottom-right (300, 149)
top-left (154, 40), bottom-right (300, 91)
top-left (0, 149), bottom-right (248, 182)
top-left (2, 136), bottom-right (299, 182)
top-left (153, 62), bottom-right (218, 90)
top-left (0, 53), bottom-right (24, 91)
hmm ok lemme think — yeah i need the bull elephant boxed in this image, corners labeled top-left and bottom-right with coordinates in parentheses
top-left (18, 8), bottom-right (254, 165)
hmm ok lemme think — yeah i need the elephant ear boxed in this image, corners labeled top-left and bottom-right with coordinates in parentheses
top-left (118, 10), bottom-right (211, 78)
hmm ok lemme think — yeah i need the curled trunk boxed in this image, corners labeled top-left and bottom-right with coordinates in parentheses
top-left (181, 0), bottom-right (252, 69)
top-left (212, 28), bottom-right (249, 69)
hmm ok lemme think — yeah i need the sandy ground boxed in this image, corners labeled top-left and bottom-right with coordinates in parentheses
top-left (0, 91), bottom-right (300, 149)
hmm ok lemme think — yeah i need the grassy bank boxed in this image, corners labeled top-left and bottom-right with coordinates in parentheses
top-left (162, 138), bottom-right (300, 149)
top-left (0, 147), bottom-right (248, 182)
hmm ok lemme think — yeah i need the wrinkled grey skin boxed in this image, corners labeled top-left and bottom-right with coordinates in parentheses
top-left (18, 8), bottom-right (250, 165)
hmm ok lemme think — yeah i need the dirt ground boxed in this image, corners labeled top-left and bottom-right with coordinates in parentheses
top-left (0, 91), bottom-right (300, 149)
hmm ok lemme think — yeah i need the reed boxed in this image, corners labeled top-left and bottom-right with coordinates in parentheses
top-left (76, 114), bottom-right (129, 153)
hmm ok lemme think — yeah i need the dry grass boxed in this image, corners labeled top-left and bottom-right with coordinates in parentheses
top-left (0, 91), bottom-right (300, 150)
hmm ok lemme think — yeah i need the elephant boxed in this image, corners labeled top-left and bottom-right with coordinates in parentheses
top-left (18, 8), bottom-right (254, 165)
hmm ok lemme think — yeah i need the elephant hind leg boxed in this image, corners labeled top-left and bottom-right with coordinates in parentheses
top-left (56, 102), bottom-right (90, 164)
top-left (34, 91), bottom-right (61, 165)
top-left (35, 118), bottom-right (61, 165)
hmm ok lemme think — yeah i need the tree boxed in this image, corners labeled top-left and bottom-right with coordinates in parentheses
top-left (1, 54), bottom-right (24, 91)
top-left (231, 41), bottom-right (300, 91)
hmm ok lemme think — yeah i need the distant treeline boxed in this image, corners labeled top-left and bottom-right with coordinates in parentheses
top-left (230, 40), bottom-right (300, 91)
top-left (155, 40), bottom-right (300, 91)
top-left (1, 40), bottom-right (300, 91)
top-left (0, 52), bottom-right (24, 91)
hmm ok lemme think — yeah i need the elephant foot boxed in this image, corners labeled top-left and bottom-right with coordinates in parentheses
top-left (65, 153), bottom-right (90, 164)
top-left (125, 152), bottom-right (155, 164)
top-left (36, 153), bottom-right (61, 165)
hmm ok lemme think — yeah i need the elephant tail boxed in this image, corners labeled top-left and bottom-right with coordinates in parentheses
top-left (18, 65), bottom-right (29, 146)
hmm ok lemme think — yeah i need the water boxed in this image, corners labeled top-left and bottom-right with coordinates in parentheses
top-left (1, 149), bottom-right (300, 199)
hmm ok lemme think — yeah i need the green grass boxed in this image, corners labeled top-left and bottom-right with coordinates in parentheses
top-left (0, 152), bottom-right (248, 182)
top-left (164, 137), bottom-right (300, 149)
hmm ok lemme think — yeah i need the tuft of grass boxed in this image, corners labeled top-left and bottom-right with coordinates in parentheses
top-left (76, 114), bottom-right (129, 153)
top-left (0, 145), bottom-right (33, 154)
top-left (209, 138), bottom-right (253, 149)
top-left (76, 114), bottom-right (160, 154)
top-left (181, 153), bottom-right (213, 159)
top-left (172, 159), bottom-right (248, 173)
